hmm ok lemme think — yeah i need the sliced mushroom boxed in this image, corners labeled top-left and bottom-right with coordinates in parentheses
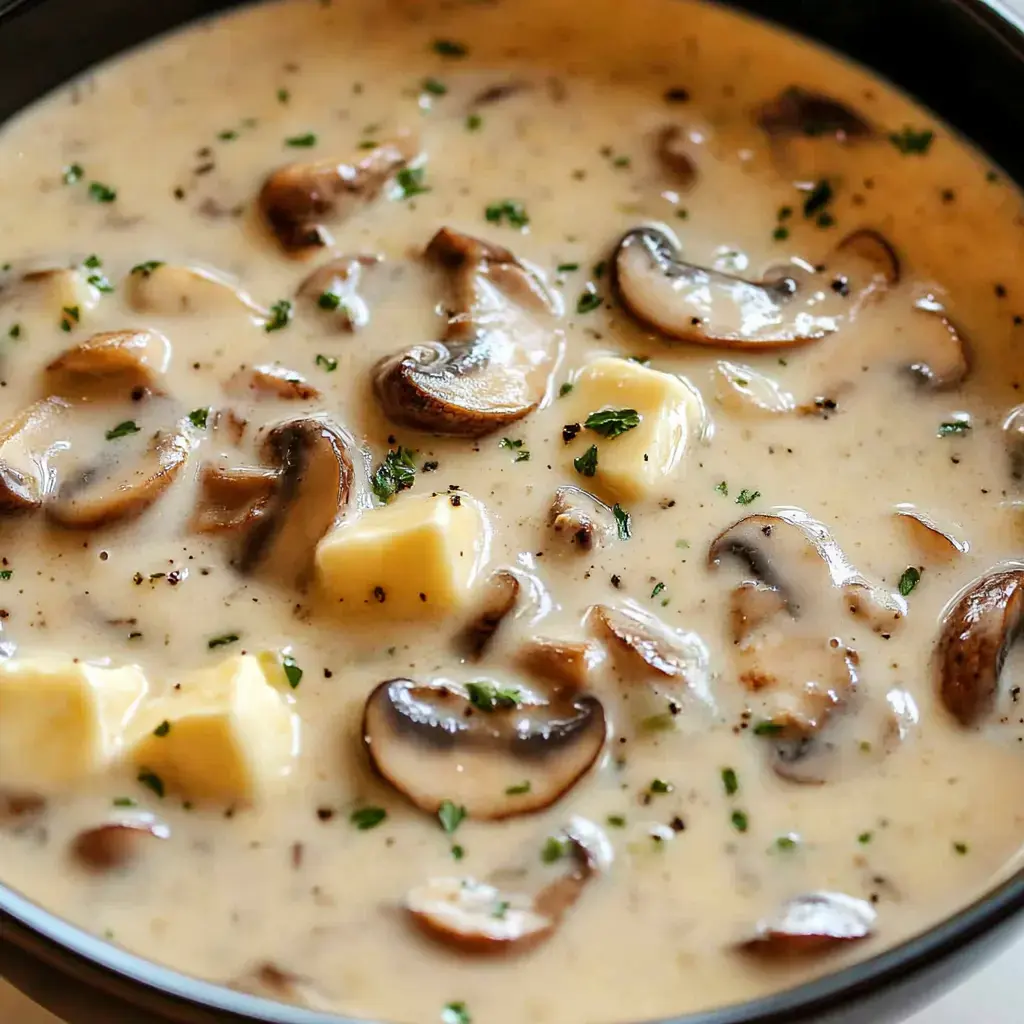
top-left (47, 418), bottom-right (194, 530)
top-left (548, 485), bottom-right (617, 551)
top-left (71, 815), bottom-right (169, 871)
top-left (937, 566), bottom-right (1024, 726)
top-left (739, 892), bottom-right (876, 956)
top-left (905, 295), bottom-right (971, 390)
top-left (406, 819), bottom-right (605, 954)
top-left (297, 254), bottom-right (381, 330)
top-left (0, 791), bottom-right (46, 827)
top-left (834, 229), bottom-right (900, 286)
top-left (589, 603), bottom-right (708, 683)
top-left (0, 397), bottom-right (69, 513)
top-left (894, 504), bottom-right (968, 559)
top-left (1004, 405), bottom-right (1024, 482)
top-left (713, 361), bottom-right (795, 417)
top-left (124, 264), bottom-right (266, 319)
top-left (456, 570), bottom-right (520, 658)
top-left (229, 963), bottom-right (333, 1010)
top-left (755, 87), bottom-right (874, 140)
top-left (362, 678), bottom-right (606, 819)
top-left (259, 135), bottom-right (420, 255)
top-left (517, 637), bottom-right (603, 692)
top-left (225, 365), bottom-right (321, 402)
top-left (655, 125), bottom-right (697, 189)
top-left (191, 463), bottom-right (279, 534)
top-left (45, 330), bottom-right (172, 400)
top-left (373, 227), bottom-right (560, 437)
top-left (238, 417), bottom-right (353, 587)
top-left (212, 408), bottom-right (248, 446)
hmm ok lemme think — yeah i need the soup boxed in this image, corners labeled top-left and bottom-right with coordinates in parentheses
top-left (0, 0), bottom-right (1022, 1022)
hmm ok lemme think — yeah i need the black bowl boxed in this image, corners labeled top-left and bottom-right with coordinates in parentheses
top-left (1, 0), bottom-right (1023, 1021)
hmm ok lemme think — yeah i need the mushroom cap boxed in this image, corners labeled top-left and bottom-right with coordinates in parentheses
top-left (517, 637), bottom-right (603, 692)
top-left (937, 565), bottom-right (1024, 726)
top-left (755, 87), bottom-right (874, 140)
top-left (905, 295), bottom-right (971, 390)
top-left (362, 678), bottom-right (607, 820)
top-left (192, 463), bottom-right (279, 534)
top-left (297, 253), bottom-right (382, 331)
top-left (0, 396), bottom-right (69, 513)
top-left (45, 330), bottom-right (172, 401)
top-left (740, 891), bottom-right (876, 956)
top-left (71, 814), bottom-right (170, 871)
top-left (124, 264), bottom-right (267, 320)
top-left (225, 364), bottom-right (322, 402)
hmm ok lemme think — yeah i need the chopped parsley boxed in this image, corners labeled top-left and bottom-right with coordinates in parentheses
top-left (731, 809), bottom-right (749, 833)
top-left (451, 844), bottom-right (465, 860)
top-left (350, 806), bottom-right (387, 830)
top-left (395, 166), bottom-right (430, 199)
top-left (775, 834), bottom-right (799, 851)
top-left (315, 353), bottom-right (339, 372)
top-left (421, 77), bottom-right (447, 96)
top-left (651, 582), bottom-right (665, 599)
top-left (715, 480), bottom-right (728, 496)
top-left (802, 179), bottom-right (833, 218)
top-left (721, 767), bottom-right (739, 796)
top-left (130, 261), bottom-right (164, 278)
top-left (218, 129), bottom-right (238, 141)
top-left (8, 324), bottom-right (21, 339)
top-left (466, 681), bottom-right (522, 712)
top-left (433, 39), bottom-right (468, 58)
top-left (153, 720), bottom-right (171, 738)
top-left (62, 163), bottom-right (83, 184)
top-left (264, 299), bottom-right (293, 332)
top-left (60, 305), bottom-right (80, 331)
top-left (606, 814), bottom-right (627, 828)
top-left (576, 288), bottom-right (602, 314)
top-left (584, 407), bottom-right (640, 439)
top-left (612, 503), bottom-right (631, 540)
top-left (890, 126), bottom-right (935, 155)
top-left (752, 720), bottom-right (783, 736)
top-left (282, 653), bottom-right (303, 689)
top-left (492, 901), bottom-right (510, 919)
top-left (559, 382), bottom-right (574, 397)
top-left (441, 1002), bottom-right (472, 1024)
top-left (898, 566), bottom-right (921, 597)
top-left (736, 488), bottom-right (761, 506)
top-left (284, 133), bottom-right (317, 148)
top-left (573, 444), bottom-right (598, 478)
top-left (137, 769), bottom-right (165, 799)
top-left (318, 290), bottom-right (342, 310)
top-left (88, 181), bottom-right (117, 203)
top-left (484, 199), bottom-right (529, 229)
top-left (505, 781), bottom-right (531, 795)
top-left (541, 835), bottom-right (570, 863)
top-left (276, 88), bottom-right (290, 104)
top-left (499, 437), bottom-right (529, 461)
top-left (953, 841), bottom-right (969, 855)
top-left (938, 420), bottom-right (971, 437)
top-left (649, 778), bottom-right (673, 794)
top-left (773, 226), bottom-right (790, 242)
top-left (858, 831), bottom-right (873, 845)
top-left (557, 262), bottom-right (580, 273)
top-left (371, 446), bottom-right (417, 503)
top-left (188, 408), bottom-right (209, 429)
top-left (438, 799), bottom-right (466, 834)
top-left (105, 420), bottom-right (140, 441)
top-left (112, 797), bottom-right (137, 808)
top-left (207, 632), bottom-right (240, 649)
top-left (0, 570), bottom-right (11, 581)
top-left (466, 113), bottom-right (483, 131)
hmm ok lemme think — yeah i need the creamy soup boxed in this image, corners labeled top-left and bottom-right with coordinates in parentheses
top-left (1, 0), bottom-right (1023, 1022)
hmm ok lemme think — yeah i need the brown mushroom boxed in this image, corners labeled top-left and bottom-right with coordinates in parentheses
top-left (297, 254), bottom-right (382, 330)
top-left (259, 135), bottom-right (420, 255)
top-left (937, 566), bottom-right (1024, 726)
top-left (237, 417), bottom-right (353, 587)
top-left (191, 463), bottom-right (279, 534)
top-left (755, 87), bottom-right (874, 141)
top-left (655, 125), bottom-right (697, 189)
top-left (229, 963), bottom-right (333, 1010)
top-left (45, 330), bottom-right (172, 400)
top-left (739, 892), bottom-right (876, 956)
top-left (71, 815), bottom-right (169, 871)
top-left (0, 397), bottom-right (70, 513)
top-left (362, 678), bottom-right (607, 819)
top-left (456, 570), bottom-right (520, 658)
top-left (1004, 404), bottom-right (1023, 482)
top-left (469, 81), bottom-right (532, 108)
top-left (372, 227), bottom-right (560, 437)
top-left (713, 361), bottom-right (796, 417)
top-left (905, 295), bottom-right (971, 390)
top-left (124, 264), bottom-right (266, 319)
top-left (834, 229), bottom-right (900, 286)
top-left (548, 486), bottom-right (617, 551)
top-left (517, 637), bottom-right (603, 692)
top-left (0, 791), bottom-right (46, 827)
top-left (224, 365), bottom-right (321, 402)
top-left (589, 603), bottom-right (708, 683)
top-left (894, 504), bottom-right (968, 560)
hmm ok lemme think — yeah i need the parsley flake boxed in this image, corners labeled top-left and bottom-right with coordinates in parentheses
top-left (938, 420), bottom-right (971, 437)
top-left (315, 353), bottom-right (339, 372)
top-left (350, 806), bottom-right (387, 830)
top-left (898, 566), bottom-right (921, 597)
top-left (576, 289), bottom-right (602, 314)
top-left (264, 299), bottom-right (293, 332)
top-left (890, 126), bottom-right (935, 155)
top-left (282, 653), bottom-right (303, 689)
top-left (573, 444), bottom-right (598, 478)
top-left (396, 166), bottom-right (430, 199)
top-left (736, 488), bottom-right (761, 506)
top-left (153, 720), bottom-right (171, 738)
top-left (130, 261), bottom-right (164, 278)
top-left (285, 133), bottom-right (318, 148)
top-left (438, 799), bottom-right (466, 834)
top-left (421, 77), bottom-right (447, 96)
top-left (731, 809), bottom-right (749, 833)
top-left (506, 781), bottom-right (532, 795)
top-left (188, 408), bottom-right (209, 429)
top-left (88, 182), bottom-right (117, 203)
top-left (372, 447), bottom-right (417, 503)
top-left (484, 199), bottom-right (529, 229)
top-left (441, 1002), bottom-right (472, 1024)
top-left (613, 503), bottom-right (631, 540)
top-left (433, 39), bottom-right (468, 58)
top-left (137, 769), bottom-right (164, 798)
top-left (105, 420), bottom-right (140, 441)
top-left (207, 632), bottom-right (240, 649)
top-left (466, 681), bottom-right (521, 712)
top-left (722, 767), bottom-right (739, 796)
top-left (585, 407), bottom-right (640, 438)
top-left (541, 835), bottom-right (570, 863)
top-left (62, 163), bottom-right (83, 184)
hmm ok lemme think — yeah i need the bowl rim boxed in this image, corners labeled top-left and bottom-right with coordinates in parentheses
top-left (2, 0), bottom-right (1024, 1021)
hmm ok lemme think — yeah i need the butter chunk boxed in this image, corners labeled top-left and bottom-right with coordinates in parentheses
top-left (0, 657), bottom-right (147, 790)
top-left (316, 491), bottom-right (490, 617)
top-left (562, 357), bottom-right (705, 502)
top-left (127, 654), bottom-right (297, 805)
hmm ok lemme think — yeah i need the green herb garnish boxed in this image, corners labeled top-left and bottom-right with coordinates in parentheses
top-left (721, 767), bottom-right (738, 796)
top-left (890, 126), bottom-right (935, 155)
top-left (438, 799), bottom-right (467, 834)
top-left (541, 835), bottom-right (570, 863)
top-left (484, 199), bottom-right (529, 228)
top-left (207, 632), bottom-right (240, 649)
top-left (505, 781), bottom-right (531, 795)
top-left (285, 133), bottom-right (317, 148)
top-left (576, 289), bottom-right (602, 314)
top-left (153, 720), bottom-right (171, 738)
top-left (264, 299), bottom-right (293, 332)
top-left (433, 39), bottom-right (468, 58)
top-left (736, 488), bottom-right (761, 506)
top-left (574, 444), bottom-right (598, 478)
top-left (466, 681), bottom-right (522, 712)
top-left (612, 503), bottom-right (631, 540)
top-left (898, 566), bottom-right (921, 597)
top-left (105, 420), bottom-right (140, 441)
top-left (62, 163), bottom-right (83, 184)
top-left (137, 769), bottom-right (164, 798)
top-left (282, 653), bottom-right (303, 689)
top-left (315, 353), bottom-right (339, 372)
top-left (130, 261), bottom-right (164, 278)
top-left (88, 182), bottom-right (117, 203)
top-left (938, 420), bottom-right (971, 437)
top-left (350, 806), bottom-right (387, 830)
top-left (731, 809), bottom-right (749, 833)
top-left (585, 407), bottom-right (640, 439)
top-left (395, 166), bottom-right (430, 199)
top-left (371, 446), bottom-right (417, 503)
top-left (188, 408), bottom-right (209, 429)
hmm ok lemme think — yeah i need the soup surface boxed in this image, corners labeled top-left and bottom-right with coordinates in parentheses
top-left (0, 1), bottom-right (1023, 1022)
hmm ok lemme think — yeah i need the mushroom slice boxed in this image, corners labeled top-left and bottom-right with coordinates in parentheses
top-left (905, 295), bottom-right (971, 390)
top-left (238, 417), bottom-right (353, 587)
top-left (655, 125), bottom-right (697, 189)
top-left (71, 814), bottom-right (169, 871)
top-left (406, 821), bottom-right (603, 954)
top-left (894, 503), bottom-right (968, 559)
top-left (755, 87), bottom-right (874, 140)
top-left (362, 678), bottom-right (606, 819)
top-left (589, 603), bottom-right (708, 683)
top-left (834, 229), bottom-right (900, 287)
top-left (0, 396), bottom-right (69, 513)
top-left (611, 226), bottom-right (840, 348)
top-left (192, 463), bottom-right (279, 534)
top-left (373, 227), bottom-right (560, 437)
top-left (1004, 405), bottom-right (1024, 483)
top-left (548, 485), bottom-right (617, 551)
top-left (47, 418), bottom-right (193, 530)
top-left (740, 892), bottom-right (876, 956)
top-left (45, 330), bottom-right (171, 400)
top-left (517, 638), bottom-right (603, 692)
top-left (937, 566), bottom-right (1024, 726)
top-left (713, 360), bottom-right (795, 417)
top-left (259, 135), bottom-right (420, 255)
top-left (229, 963), bottom-right (333, 1010)
top-left (225, 364), bottom-right (321, 402)
top-left (124, 264), bottom-right (266, 319)
top-left (456, 570), bottom-right (520, 658)
top-left (297, 254), bottom-right (381, 330)
top-left (0, 791), bottom-right (46, 827)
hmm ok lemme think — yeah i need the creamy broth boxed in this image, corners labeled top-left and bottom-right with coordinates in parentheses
top-left (0, 1), bottom-right (1023, 1022)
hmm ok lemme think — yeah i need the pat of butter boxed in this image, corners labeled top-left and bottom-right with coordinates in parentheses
top-left (127, 654), bottom-right (297, 805)
top-left (0, 657), bottom-right (147, 790)
top-left (561, 357), bottom-right (705, 502)
top-left (315, 491), bottom-right (490, 617)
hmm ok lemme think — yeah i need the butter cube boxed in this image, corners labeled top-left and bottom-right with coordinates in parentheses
top-left (561, 357), bottom-right (705, 502)
top-left (0, 657), bottom-right (147, 790)
top-left (127, 655), bottom-right (297, 805)
top-left (316, 491), bottom-right (490, 617)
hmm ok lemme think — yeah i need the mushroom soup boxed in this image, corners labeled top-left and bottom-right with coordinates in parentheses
top-left (0, 0), bottom-right (1023, 1021)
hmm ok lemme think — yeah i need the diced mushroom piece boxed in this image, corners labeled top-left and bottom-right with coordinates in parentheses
top-left (589, 603), bottom-right (708, 683)
top-left (904, 295), bottom-right (971, 390)
top-left (259, 135), bottom-right (420, 255)
top-left (191, 463), bottom-right (279, 534)
top-left (655, 125), bottom-right (697, 189)
top-left (0, 397), bottom-right (69, 513)
top-left (224, 364), bottom-right (321, 402)
top-left (212, 408), bottom-right (248, 446)
top-left (45, 330), bottom-right (172, 400)
top-left (937, 566), bottom-right (1024, 726)
top-left (456, 570), bottom-right (520, 658)
top-left (894, 504), bottom-right (968, 560)
top-left (713, 361), bottom-right (795, 416)
top-left (834, 229), bottom-right (900, 287)
top-left (739, 892), bottom-right (876, 956)
top-left (406, 820), bottom-right (605, 954)
top-left (548, 485), bottom-right (617, 551)
top-left (47, 418), bottom-right (194, 530)
top-left (229, 963), bottom-right (333, 1010)
top-left (373, 228), bottom-right (560, 437)
top-left (362, 678), bottom-right (607, 819)
top-left (238, 417), bottom-right (353, 587)
top-left (755, 87), bottom-right (874, 140)
top-left (71, 814), bottom-right (170, 871)
top-left (124, 264), bottom-right (266, 319)
top-left (517, 637), bottom-right (603, 692)
top-left (297, 254), bottom-right (381, 330)
top-left (1004, 405), bottom-right (1024, 483)
top-left (0, 791), bottom-right (46, 827)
